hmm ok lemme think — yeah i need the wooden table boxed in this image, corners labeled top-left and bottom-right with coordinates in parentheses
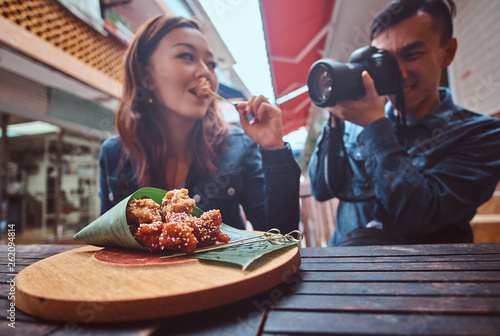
top-left (1, 243), bottom-right (500, 335)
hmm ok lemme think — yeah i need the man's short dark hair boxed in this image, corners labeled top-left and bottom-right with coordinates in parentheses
top-left (371, 0), bottom-right (456, 45)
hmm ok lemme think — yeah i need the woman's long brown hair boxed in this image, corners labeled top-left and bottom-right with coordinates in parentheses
top-left (115, 15), bottom-right (228, 190)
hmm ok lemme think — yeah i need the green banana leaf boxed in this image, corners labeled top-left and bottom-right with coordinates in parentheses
top-left (187, 221), bottom-right (298, 270)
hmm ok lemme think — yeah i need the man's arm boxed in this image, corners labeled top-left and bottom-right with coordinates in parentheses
top-left (360, 116), bottom-right (500, 239)
top-left (309, 71), bottom-right (385, 202)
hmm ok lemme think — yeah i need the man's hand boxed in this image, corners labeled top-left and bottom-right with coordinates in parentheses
top-left (327, 71), bottom-right (386, 127)
top-left (235, 95), bottom-right (285, 150)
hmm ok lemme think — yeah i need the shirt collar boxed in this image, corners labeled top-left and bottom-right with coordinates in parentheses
top-left (385, 88), bottom-right (456, 130)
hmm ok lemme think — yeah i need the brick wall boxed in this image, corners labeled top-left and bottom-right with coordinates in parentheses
top-left (0, 0), bottom-right (126, 83)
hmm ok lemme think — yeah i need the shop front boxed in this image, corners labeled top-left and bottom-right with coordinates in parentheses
top-left (0, 65), bottom-right (115, 243)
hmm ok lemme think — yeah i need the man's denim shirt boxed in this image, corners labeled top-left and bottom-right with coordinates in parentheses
top-left (309, 88), bottom-right (500, 245)
top-left (99, 126), bottom-right (300, 234)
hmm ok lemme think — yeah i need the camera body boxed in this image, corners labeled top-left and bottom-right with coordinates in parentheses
top-left (307, 46), bottom-right (402, 107)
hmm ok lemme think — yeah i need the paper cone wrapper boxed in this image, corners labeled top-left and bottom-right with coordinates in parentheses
top-left (73, 187), bottom-right (173, 250)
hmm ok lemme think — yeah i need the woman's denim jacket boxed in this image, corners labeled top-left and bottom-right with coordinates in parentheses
top-left (99, 126), bottom-right (300, 233)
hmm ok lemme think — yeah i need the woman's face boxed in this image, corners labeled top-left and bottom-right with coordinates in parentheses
top-left (147, 27), bottom-right (218, 122)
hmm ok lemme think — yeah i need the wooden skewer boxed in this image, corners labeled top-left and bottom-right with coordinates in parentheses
top-left (159, 236), bottom-right (269, 259)
top-left (211, 90), bottom-right (240, 106)
top-left (159, 229), bottom-right (302, 259)
top-left (211, 91), bottom-right (254, 121)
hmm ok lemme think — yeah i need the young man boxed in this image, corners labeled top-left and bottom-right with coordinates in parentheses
top-left (308, 0), bottom-right (500, 246)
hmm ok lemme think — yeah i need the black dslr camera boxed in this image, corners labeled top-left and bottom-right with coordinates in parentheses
top-left (307, 46), bottom-right (402, 107)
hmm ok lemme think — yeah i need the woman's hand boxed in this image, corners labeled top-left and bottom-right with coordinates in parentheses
top-left (327, 71), bottom-right (386, 127)
top-left (235, 95), bottom-right (285, 150)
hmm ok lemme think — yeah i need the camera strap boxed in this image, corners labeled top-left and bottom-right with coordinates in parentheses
top-left (324, 113), bottom-right (375, 202)
top-left (395, 70), bottom-right (408, 148)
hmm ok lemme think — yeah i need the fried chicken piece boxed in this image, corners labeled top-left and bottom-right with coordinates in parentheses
top-left (126, 198), bottom-right (162, 225)
top-left (128, 223), bottom-right (139, 235)
top-left (129, 189), bottom-right (229, 253)
top-left (195, 77), bottom-right (212, 99)
top-left (161, 189), bottom-right (195, 216)
top-left (187, 210), bottom-right (230, 248)
top-left (134, 221), bottom-right (165, 252)
top-left (160, 213), bottom-right (198, 254)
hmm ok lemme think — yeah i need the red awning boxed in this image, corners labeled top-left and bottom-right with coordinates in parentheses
top-left (260, 0), bottom-right (335, 134)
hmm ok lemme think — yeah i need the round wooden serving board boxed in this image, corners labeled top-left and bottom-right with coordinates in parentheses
top-left (15, 244), bottom-right (301, 322)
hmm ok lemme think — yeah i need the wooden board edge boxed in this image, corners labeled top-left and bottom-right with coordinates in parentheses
top-left (14, 246), bottom-right (301, 322)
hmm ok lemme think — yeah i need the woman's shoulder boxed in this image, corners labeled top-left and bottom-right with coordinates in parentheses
top-left (100, 135), bottom-right (123, 160)
top-left (226, 126), bottom-right (255, 147)
top-left (102, 135), bottom-right (121, 147)
top-left (217, 126), bottom-right (261, 170)
top-left (218, 126), bottom-right (259, 162)
top-left (227, 125), bottom-right (245, 136)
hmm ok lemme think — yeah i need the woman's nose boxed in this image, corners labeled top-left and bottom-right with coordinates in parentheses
top-left (195, 62), bottom-right (211, 79)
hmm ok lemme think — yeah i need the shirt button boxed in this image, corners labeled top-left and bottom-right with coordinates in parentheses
top-left (108, 192), bottom-right (114, 201)
top-left (360, 143), bottom-right (365, 149)
top-left (356, 153), bottom-right (361, 159)
top-left (193, 194), bottom-right (201, 203)
top-left (227, 187), bottom-right (235, 196)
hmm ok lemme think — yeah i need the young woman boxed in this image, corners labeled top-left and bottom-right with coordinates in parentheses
top-left (98, 15), bottom-right (300, 233)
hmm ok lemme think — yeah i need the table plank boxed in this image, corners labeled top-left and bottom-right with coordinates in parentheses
top-left (300, 243), bottom-right (500, 257)
top-left (0, 320), bottom-right (61, 335)
top-left (47, 321), bottom-right (160, 336)
top-left (300, 261), bottom-right (500, 271)
top-left (262, 311), bottom-right (500, 336)
top-left (300, 254), bottom-right (500, 263)
top-left (0, 297), bottom-right (55, 322)
top-left (0, 258), bottom-right (47, 265)
top-left (0, 244), bottom-right (82, 268)
top-left (0, 319), bottom-right (161, 336)
top-left (300, 270), bottom-right (500, 282)
top-left (0, 273), bottom-right (20, 283)
top-left (293, 281), bottom-right (500, 296)
top-left (273, 294), bottom-right (500, 314)
top-left (0, 265), bottom-right (27, 273)
top-left (0, 244), bottom-right (82, 253)
top-left (151, 292), bottom-right (268, 336)
top-left (264, 244), bottom-right (500, 336)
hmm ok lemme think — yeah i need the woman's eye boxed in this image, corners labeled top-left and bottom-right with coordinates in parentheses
top-left (207, 61), bottom-right (217, 70)
top-left (178, 53), bottom-right (194, 61)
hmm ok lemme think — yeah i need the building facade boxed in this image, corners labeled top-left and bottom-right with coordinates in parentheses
top-left (0, 0), bottom-right (248, 243)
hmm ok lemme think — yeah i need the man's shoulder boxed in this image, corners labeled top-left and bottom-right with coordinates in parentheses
top-left (427, 90), bottom-right (500, 133)
top-left (452, 105), bottom-right (500, 128)
top-left (446, 106), bottom-right (500, 147)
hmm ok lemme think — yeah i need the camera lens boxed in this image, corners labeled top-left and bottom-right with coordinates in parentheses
top-left (308, 63), bottom-right (333, 106)
top-left (308, 59), bottom-right (366, 107)
top-left (308, 46), bottom-right (401, 108)
top-left (317, 65), bottom-right (333, 101)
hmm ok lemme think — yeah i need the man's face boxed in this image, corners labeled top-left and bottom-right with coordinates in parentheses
top-left (372, 11), bottom-right (456, 119)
